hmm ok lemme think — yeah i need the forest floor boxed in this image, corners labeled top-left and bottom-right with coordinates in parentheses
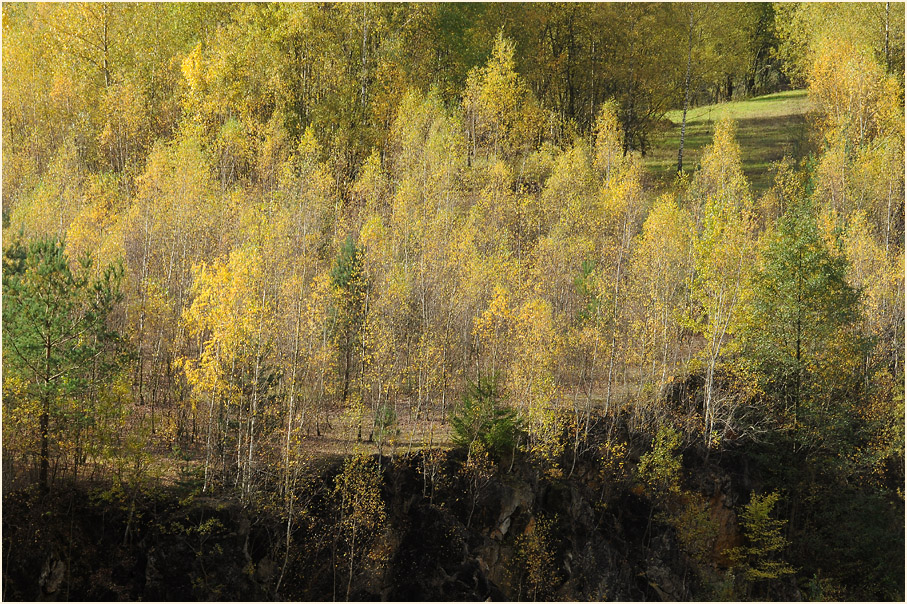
top-left (645, 89), bottom-right (811, 193)
top-left (137, 406), bottom-right (460, 490)
top-left (142, 368), bottom-right (660, 489)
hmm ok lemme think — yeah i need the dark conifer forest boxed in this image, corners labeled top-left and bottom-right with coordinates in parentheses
top-left (2, 3), bottom-right (904, 601)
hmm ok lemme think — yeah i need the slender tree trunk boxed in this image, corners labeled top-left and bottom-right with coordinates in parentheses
top-left (203, 387), bottom-right (215, 492)
top-left (583, 340), bottom-right (599, 439)
top-left (246, 288), bottom-right (267, 500)
top-left (568, 361), bottom-right (585, 478)
top-left (39, 397), bottom-right (50, 491)
top-left (278, 282), bottom-right (303, 599)
top-left (660, 312), bottom-right (670, 387)
top-left (102, 3), bottom-right (110, 88)
top-left (885, 173), bottom-right (893, 252)
top-left (360, 4), bottom-right (368, 112)
top-left (795, 247), bottom-right (803, 426)
top-left (677, 8), bottom-right (694, 173)
top-left (246, 351), bottom-right (260, 499)
top-left (342, 335), bottom-right (352, 403)
top-left (590, 40), bottom-right (596, 128)
top-left (467, 485), bottom-right (478, 529)
top-left (885, 2), bottom-right (891, 73)
top-left (566, 13), bottom-right (576, 121)
top-left (795, 313), bottom-right (802, 425)
top-left (346, 527), bottom-right (356, 601)
top-left (705, 353), bottom-right (717, 447)
top-left (605, 219), bottom-right (630, 414)
top-left (285, 294), bottom-right (303, 497)
top-left (135, 224), bottom-right (150, 411)
top-left (40, 337), bottom-right (52, 491)
top-left (275, 456), bottom-right (299, 598)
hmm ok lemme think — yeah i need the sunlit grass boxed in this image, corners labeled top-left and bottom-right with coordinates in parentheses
top-left (645, 89), bottom-right (811, 193)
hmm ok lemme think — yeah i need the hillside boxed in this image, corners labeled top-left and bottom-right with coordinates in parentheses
top-left (3, 4), bottom-right (904, 602)
top-left (646, 90), bottom-right (811, 192)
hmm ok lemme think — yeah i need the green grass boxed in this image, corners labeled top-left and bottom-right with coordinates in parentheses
top-left (645, 89), bottom-right (811, 193)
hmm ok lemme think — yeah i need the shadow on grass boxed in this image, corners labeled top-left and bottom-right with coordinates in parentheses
top-left (742, 90), bottom-right (808, 104)
top-left (645, 111), bottom-right (810, 194)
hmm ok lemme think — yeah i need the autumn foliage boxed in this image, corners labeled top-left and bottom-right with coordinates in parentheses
top-left (2, 3), bottom-right (903, 601)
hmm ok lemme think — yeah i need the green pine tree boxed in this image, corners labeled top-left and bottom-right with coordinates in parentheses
top-left (3, 237), bottom-right (124, 491)
top-left (330, 235), bottom-right (368, 403)
top-left (742, 198), bottom-right (865, 445)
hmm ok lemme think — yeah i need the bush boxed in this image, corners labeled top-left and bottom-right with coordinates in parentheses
top-left (730, 491), bottom-right (794, 585)
top-left (513, 514), bottom-right (560, 600)
top-left (372, 403), bottom-right (398, 456)
top-left (637, 425), bottom-right (683, 497)
top-left (450, 374), bottom-right (522, 457)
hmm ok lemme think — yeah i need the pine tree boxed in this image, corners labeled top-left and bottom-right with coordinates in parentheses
top-left (331, 235), bottom-right (368, 403)
top-left (742, 198), bottom-right (864, 444)
top-left (3, 237), bottom-right (124, 490)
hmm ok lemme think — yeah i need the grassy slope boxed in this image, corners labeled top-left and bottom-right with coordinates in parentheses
top-left (645, 89), bottom-right (811, 193)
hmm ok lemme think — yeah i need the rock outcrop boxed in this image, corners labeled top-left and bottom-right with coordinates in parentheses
top-left (4, 446), bottom-right (751, 601)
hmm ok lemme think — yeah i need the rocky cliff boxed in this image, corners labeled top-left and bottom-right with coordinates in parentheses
top-left (4, 437), bottom-right (782, 602)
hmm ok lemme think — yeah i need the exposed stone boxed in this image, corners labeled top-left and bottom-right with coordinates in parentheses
top-left (39, 558), bottom-right (66, 595)
top-left (3, 446), bottom-right (774, 602)
top-left (709, 492), bottom-right (743, 567)
top-left (498, 515), bottom-right (511, 537)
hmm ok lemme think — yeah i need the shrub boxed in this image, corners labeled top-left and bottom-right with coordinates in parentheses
top-left (372, 403), bottom-right (398, 457)
top-left (730, 491), bottom-right (794, 585)
top-left (514, 514), bottom-right (560, 600)
top-left (333, 454), bottom-right (387, 600)
top-left (450, 373), bottom-right (522, 457)
top-left (637, 425), bottom-right (683, 497)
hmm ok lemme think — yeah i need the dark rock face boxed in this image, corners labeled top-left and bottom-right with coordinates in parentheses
top-left (388, 503), bottom-right (498, 600)
top-left (2, 449), bottom-right (743, 601)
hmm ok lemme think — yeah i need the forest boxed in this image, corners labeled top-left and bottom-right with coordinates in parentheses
top-left (2, 2), bottom-right (904, 601)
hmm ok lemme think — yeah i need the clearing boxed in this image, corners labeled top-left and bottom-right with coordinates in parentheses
top-left (645, 89), bottom-right (812, 193)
